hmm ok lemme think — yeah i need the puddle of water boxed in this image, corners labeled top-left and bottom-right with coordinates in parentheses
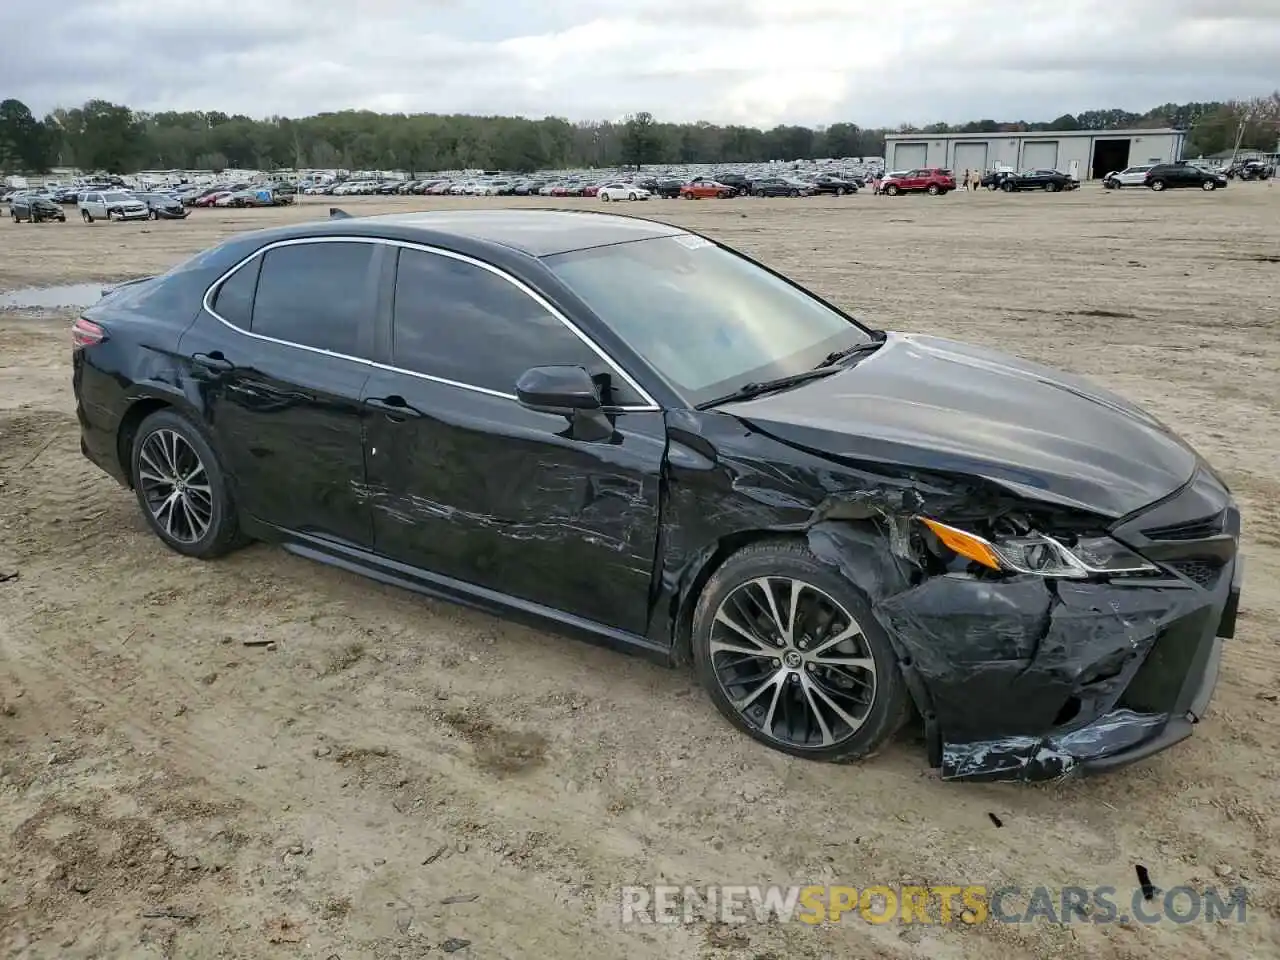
top-left (0, 283), bottom-right (105, 309)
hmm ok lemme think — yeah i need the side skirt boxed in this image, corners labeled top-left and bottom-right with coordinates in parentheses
top-left (265, 525), bottom-right (675, 667)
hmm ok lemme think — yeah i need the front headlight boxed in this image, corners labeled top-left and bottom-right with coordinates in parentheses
top-left (919, 517), bottom-right (1158, 579)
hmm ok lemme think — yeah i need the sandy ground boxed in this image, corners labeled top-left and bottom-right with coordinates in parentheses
top-left (1, 186), bottom-right (1278, 959)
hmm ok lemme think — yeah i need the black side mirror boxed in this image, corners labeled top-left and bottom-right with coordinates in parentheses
top-left (515, 365), bottom-right (601, 415)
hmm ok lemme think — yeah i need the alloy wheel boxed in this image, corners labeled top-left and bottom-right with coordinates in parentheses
top-left (709, 577), bottom-right (877, 749)
top-left (137, 429), bottom-right (214, 544)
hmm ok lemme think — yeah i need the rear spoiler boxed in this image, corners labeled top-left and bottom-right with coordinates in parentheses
top-left (100, 275), bottom-right (157, 298)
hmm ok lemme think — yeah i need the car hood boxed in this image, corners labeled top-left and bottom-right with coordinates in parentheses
top-left (719, 333), bottom-right (1198, 518)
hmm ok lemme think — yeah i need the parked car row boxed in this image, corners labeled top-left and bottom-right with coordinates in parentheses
top-left (1103, 162), bottom-right (1229, 191)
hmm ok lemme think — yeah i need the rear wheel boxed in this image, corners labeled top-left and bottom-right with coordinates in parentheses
top-left (1045, 181), bottom-right (1059, 192)
top-left (601, 193), bottom-right (611, 202)
top-left (754, 189), bottom-right (765, 197)
top-left (628, 192), bottom-right (637, 201)
top-left (1002, 180), bottom-right (1014, 192)
top-left (130, 410), bottom-right (242, 559)
top-left (885, 184), bottom-right (900, 196)
top-left (692, 540), bottom-right (911, 762)
top-left (834, 187), bottom-right (845, 196)
top-left (1150, 179), bottom-right (1167, 191)
top-left (926, 184), bottom-right (940, 196)
top-left (789, 189), bottom-right (800, 197)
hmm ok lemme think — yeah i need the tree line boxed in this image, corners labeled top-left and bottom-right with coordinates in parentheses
top-left (1, 94), bottom-right (1277, 177)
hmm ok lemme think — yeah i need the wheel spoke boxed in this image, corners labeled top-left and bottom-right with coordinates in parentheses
top-left (713, 609), bottom-right (770, 651)
top-left (751, 578), bottom-right (786, 639)
top-left (139, 429), bottom-right (210, 544)
top-left (785, 578), bottom-right (803, 642)
top-left (808, 623), bottom-right (861, 657)
top-left (807, 677), bottom-right (867, 734)
top-left (814, 655), bottom-right (875, 673)
top-left (799, 674), bottom-right (836, 746)
top-left (734, 669), bottom-right (784, 712)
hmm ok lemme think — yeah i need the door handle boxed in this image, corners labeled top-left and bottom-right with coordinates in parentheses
top-left (366, 395), bottom-right (422, 420)
top-left (191, 352), bottom-right (234, 373)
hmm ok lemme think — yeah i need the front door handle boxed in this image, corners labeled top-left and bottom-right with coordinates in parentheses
top-left (366, 395), bottom-right (423, 420)
top-left (192, 352), bottom-right (234, 373)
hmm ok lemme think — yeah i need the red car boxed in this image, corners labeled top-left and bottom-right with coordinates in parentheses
top-left (882, 168), bottom-right (956, 196)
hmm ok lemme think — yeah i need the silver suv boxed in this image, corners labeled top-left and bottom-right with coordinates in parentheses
top-left (78, 190), bottom-right (148, 222)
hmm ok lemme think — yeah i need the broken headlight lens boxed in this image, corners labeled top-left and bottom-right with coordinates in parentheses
top-left (987, 533), bottom-right (1158, 578)
top-left (920, 518), bottom-right (1159, 579)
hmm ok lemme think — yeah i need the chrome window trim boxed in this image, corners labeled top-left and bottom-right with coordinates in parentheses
top-left (200, 235), bottom-right (661, 412)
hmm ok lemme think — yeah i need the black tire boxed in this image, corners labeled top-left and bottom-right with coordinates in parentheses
top-left (1200, 180), bottom-right (1215, 191)
top-left (130, 409), bottom-right (242, 559)
top-left (753, 189), bottom-right (764, 197)
top-left (1150, 179), bottom-right (1166, 191)
top-left (926, 184), bottom-right (940, 196)
top-left (834, 187), bottom-right (845, 196)
top-left (789, 189), bottom-right (800, 197)
top-left (691, 539), bottom-right (912, 763)
top-left (1002, 180), bottom-right (1014, 192)
top-left (885, 185), bottom-right (900, 196)
top-left (1045, 182), bottom-right (1059, 192)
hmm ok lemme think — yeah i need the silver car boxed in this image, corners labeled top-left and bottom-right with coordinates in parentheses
top-left (78, 190), bottom-right (150, 222)
top-left (1103, 164), bottom-right (1155, 189)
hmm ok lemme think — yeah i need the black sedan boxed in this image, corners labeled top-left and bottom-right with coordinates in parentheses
top-left (9, 194), bottom-right (67, 222)
top-left (998, 169), bottom-right (1079, 192)
top-left (71, 209), bottom-right (1242, 782)
top-left (808, 175), bottom-right (859, 195)
top-left (136, 193), bottom-right (190, 220)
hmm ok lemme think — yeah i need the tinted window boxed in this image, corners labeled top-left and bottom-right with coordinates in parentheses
top-left (392, 248), bottom-right (639, 403)
top-left (212, 256), bottom-right (262, 328)
top-left (251, 242), bottom-right (374, 355)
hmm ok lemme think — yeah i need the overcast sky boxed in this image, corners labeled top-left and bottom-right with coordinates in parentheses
top-left (2, 0), bottom-right (1277, 128)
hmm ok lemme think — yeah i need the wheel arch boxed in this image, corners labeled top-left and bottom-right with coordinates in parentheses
top-left (115, 387), bottom-right (205, 488)
top-left (668, 519), bottom-right (937, 755)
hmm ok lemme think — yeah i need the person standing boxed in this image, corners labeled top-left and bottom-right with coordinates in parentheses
top-left (962, 169), bottom-right (971, 191)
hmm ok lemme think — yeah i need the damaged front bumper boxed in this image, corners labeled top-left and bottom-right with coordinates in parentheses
top-left (809, 468), bottom-right (1242, 783)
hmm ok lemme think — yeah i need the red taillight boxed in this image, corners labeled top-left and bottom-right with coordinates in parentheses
top-left (72, 317), bottom-right (106, 348)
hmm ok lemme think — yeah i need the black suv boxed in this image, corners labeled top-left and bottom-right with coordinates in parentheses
top-left (9, 194), bottom-right (67, 223)
top-left (1145, 163), bottom-right (1228, 192)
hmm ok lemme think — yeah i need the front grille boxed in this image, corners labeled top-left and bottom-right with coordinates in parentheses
top-left (1166, 558), bottom-right (1225, 586)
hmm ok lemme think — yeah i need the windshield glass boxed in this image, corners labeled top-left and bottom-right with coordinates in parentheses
top-left (545, 235), bottom-right (871, 405)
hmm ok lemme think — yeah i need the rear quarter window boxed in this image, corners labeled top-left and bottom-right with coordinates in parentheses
top-left (211, 256), bottom-right (263, 329)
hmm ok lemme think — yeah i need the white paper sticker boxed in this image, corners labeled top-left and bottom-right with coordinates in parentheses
top-left (674, 234), bottom-right (713, 250)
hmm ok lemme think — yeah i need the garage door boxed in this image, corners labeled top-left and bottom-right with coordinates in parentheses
top-left (952, 142), bottom-right (989, 174)
top-left (893, 142), bottom-right (927, 170)
top-left (1022, 141), bottom-right (1060, 171)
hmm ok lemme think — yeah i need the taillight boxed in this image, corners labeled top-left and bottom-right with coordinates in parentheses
top-left (72, 317), bottom-right (106, 348)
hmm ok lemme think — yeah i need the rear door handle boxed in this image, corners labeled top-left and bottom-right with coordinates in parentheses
top-left (366, 395), bottom-right (422, 420)
top-left (192, 352), bottom-right (234, 374)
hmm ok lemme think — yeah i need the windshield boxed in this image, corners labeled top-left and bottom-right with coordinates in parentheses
top-left (545, 235), bottom-right (871, 405)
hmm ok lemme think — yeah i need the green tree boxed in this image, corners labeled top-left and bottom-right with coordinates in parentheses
top-left (621, 111), bottom-right (659, 169)
top-left (0, 98), bottom-right (55, 172)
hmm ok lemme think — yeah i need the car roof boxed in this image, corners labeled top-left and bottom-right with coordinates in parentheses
top-left (256, 209), bottom-right (691, 258)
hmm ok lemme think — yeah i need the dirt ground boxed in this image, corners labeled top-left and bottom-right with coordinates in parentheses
top-left (1, 186), bottom-right (1278, 959)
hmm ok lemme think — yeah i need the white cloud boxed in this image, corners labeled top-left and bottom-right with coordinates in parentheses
top-left (0, 0), bottom-right (1276, 127)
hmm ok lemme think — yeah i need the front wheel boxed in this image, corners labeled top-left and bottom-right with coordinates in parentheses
top-left (834, 187), bottom-right (845, 196)
top-left (754, 190), bottom-right (764, 198)
top-left (601, 193), bottom-right (611, 202)
top-left (1002, 181), bottom-right (1014, 192)
top-left (1201, 180), bottom-right (1216, 191)
top-left (130, 410), bottom-right (242, 559)
top-left (1045, 182), bottom-right (1059, 192)
top-left (692, 540), bottom-right (911, 762)
top-left (1150, 179), bottom-right (1167, 191)
top-left (628, 192), bottom-right (637, 201)
top-left (885, 185), bottom-right (900, 196)
top-left (926, 184), bottom-right (940, 196)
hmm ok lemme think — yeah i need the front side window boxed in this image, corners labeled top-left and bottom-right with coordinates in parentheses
top-left (545, 236), bottom-right (871, 405)
top-left (250, 241), bottom-right (374, 355)
top-left (391, 248), bottom-right (640, 404)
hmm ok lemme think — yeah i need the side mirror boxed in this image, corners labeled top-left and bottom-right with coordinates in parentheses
top-left (515, 365), bottom-right (601, 415)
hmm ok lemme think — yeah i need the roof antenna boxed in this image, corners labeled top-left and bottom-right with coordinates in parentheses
top-left (329, 207), bottom-right (352, 220)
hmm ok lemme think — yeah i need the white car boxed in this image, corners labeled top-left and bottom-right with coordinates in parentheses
top-left (598, 182), bottom-right (650, 202)
top-left (1103, 165), bottom-right (1155, 189)
top-left (78, 190), bottom-right (149, 223)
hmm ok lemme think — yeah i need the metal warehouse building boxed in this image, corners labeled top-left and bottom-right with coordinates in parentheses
top-left (883, 129), bottom-right (1187, 181)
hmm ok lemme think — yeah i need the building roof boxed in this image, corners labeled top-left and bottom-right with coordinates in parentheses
top-left (885, 128), bottom-right (1185, 141)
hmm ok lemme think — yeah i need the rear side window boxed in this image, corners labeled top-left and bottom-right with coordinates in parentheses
top-left (251, 242), bottom-right (374, 355)
top-left (391, 248), bottom-right (640, 404)
top-left (212, 256), bottom-right (261, 328)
